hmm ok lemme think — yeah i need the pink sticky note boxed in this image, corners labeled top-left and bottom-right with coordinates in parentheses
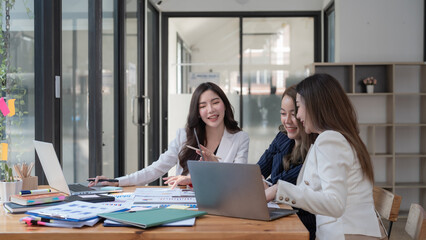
top-left (0, 97), bottom-right (10, 116)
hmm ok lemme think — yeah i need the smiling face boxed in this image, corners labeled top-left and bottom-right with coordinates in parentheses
top-left (198, 90), bottom-right (226, 129)
top-left (296, 93), bottom-right (316, 134)
top-left (280, 95), bottom-right (300, 140)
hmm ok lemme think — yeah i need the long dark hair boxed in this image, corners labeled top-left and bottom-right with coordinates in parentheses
top-left (179, 82), bottom-right (241, 174)
top-left (296, 73), bottom-right (374, 183)
top-left (279, 85), bottom-right (316, 171)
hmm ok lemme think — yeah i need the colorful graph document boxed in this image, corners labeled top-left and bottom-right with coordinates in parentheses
top-left (27, 200), bottom-right (127, 221)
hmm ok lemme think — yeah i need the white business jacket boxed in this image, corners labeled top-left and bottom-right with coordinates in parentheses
top-left (117, 128), bottom-right (249, 186)
top-left (275, 130), bottom-right (381, 240)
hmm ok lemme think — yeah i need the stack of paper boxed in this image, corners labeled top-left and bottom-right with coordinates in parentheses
top-left (133, 188), bottom-right (196, 206)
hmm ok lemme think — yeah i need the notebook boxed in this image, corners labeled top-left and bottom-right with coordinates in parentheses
top-left (34, 140), bottom-right (111, 196)
top-left (188, 161), bottom-right (298, 221)
top-left (3, 201), bottom-right (65, 214)
top-left (98, 208), bottom-right (207, 228)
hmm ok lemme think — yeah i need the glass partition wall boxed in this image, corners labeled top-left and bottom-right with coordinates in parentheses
top-left (2, 1), bottom-right (35, 170)
top-left (168, 16), bottom-right (315, 165)
top-left (62, 2), bottom-right (90, 183)
top-left (62, 1), bottom-right (116, 183)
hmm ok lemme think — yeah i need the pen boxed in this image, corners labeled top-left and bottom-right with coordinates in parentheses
top-left (19, 189), bottom-right (51, 195)
top-left (262, 179), bottom-right (273, 186)
top-left (86, 179), bottom-right (119, 182)
top-left (186, 145), bottom-right (222, 160)
top-left (193, 129), bottom-right (206, 162)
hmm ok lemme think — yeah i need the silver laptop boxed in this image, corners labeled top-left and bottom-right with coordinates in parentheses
top-left (188, 161), bottom-right (298, 221)
top-left (34, 140), bottom-right (109, 196)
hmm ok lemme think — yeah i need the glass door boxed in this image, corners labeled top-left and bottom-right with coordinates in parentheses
top-left (124, 0), bottom-right (159, 182)
top-left (242, 17), bottom-right (314, 163)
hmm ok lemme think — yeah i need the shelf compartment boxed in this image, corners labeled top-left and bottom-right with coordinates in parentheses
top-left (313, 64), bottom-right (353, 93)
top-left (350, 95), bottom-right (393, 124)
top-left (395, 126), bottom-right (426, 154)
top-left (354, 65), bottom-right (392, 94)
top-left (372, 156), bottom-right (393, 187)
top-left (394, 64), bottom-right (426, 94)
top-left (394, 95), bottom-right (426, 124)
top-left (395, 157), bottom-right (426, 186)
top-left (395, 188), bottom-right (426, 217)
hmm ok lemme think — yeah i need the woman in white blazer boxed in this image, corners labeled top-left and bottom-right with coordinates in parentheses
top-left (265, 74), bottom-right (385, 240)
top-left (89, 82), bottom-right (249, 187)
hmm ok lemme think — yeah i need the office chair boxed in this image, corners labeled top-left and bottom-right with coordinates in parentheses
top-left (373, 186), bottom-right (402, 238)
top-left (405, 203), bottom-right (426, 240)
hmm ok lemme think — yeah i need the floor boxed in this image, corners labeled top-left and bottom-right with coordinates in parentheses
top-left (383, 218), bottom-right (411, 240)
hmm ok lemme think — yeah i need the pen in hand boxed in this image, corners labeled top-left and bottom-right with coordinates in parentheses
top-left (186, 145), bottom-right (222, 160)
top-left (86, 179), bottom-right (119, 182)
top-left (262, 179), bottom-right (273, 186)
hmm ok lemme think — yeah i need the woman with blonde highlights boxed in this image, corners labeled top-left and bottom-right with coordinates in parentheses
top-left (257, 85), bottom-right (316, 239)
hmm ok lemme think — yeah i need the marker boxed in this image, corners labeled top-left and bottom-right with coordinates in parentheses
top-left (262, 179), bottom-right (273, 186)
top-left (86, 179), bottom-right (119, 182)
top-left (19, 189), bottom-right (51, 195)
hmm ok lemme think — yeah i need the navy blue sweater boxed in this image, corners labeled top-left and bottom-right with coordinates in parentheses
top-left (257, 131), bottom-right (301, 185)
top-left (257, 131), bottom-right (316, 240)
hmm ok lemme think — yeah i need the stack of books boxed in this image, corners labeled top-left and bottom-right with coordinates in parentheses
top-left (10, 192), bottom-right (66, 206)
top-left (3, 189), bottom-right (66, 214)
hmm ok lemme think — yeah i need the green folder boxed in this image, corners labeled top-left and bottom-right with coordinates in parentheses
top-left (98, 208), bottom-right (207, 229)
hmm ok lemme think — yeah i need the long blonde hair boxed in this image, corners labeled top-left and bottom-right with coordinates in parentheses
top-left (296, 73), bottom-right (374, 183)
top-left (280, 85), bottom-right (316, 171)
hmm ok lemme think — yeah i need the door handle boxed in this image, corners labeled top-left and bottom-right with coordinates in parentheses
top-left (132, 95), bottom-right (151, 126)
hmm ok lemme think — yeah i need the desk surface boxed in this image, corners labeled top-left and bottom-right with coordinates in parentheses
top-left (0, 186), bottom-right (309, 240)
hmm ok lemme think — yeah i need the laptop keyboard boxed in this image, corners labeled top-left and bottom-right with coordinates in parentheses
top-left (68, 183), bottom-right (93, 192)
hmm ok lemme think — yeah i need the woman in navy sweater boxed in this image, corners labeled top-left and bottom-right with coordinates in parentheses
top-left (257, 85), bottom-right (316, 240)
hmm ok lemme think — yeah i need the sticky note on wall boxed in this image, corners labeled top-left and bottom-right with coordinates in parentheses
top-left (0, 143), bottom-right (8, 161)
top-left (7, 99), bottom-right (15, 117)
top-left (0, 97), bottom-right (10, 116)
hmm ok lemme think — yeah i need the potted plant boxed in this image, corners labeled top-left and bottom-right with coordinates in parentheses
top-left (363, 77), bottom-right (377, 94)
top-left (0, 160), bottom-right (22, 202)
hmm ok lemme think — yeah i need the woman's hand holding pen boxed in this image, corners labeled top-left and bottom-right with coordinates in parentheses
top-left (265, 184), bottom-right (278, 202)
top-left (198, 145), bottom-right (219, 162)
top-left (87, 176), bottom-right (119, 187)
top-left (163, 174), bottom-right (192, 189)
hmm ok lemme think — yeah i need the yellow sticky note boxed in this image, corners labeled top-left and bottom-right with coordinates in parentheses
top-left (1, 143), bottom-right (8, 161)
top-left (7, 99), bottom-right (15, 117)
top-left (166, 205), bottom-right (189, 210)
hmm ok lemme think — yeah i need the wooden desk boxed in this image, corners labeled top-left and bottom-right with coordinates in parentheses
top-left (0, 186), bottom-right (309, 240)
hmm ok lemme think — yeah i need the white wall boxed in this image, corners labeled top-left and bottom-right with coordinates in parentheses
top-left (157, 0), bottom-right (424, 62)
top-left (152, 0), bottom-right (323, 12)
top-left (335, 0), bottom-right (424, 62)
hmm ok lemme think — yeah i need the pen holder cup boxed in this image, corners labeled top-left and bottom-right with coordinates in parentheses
top-left (22, 176), bottom-right (38, 191)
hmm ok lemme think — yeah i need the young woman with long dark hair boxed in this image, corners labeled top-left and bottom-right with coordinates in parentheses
top-left (266, 74), bottom-right (385, 240)
top-left (89, 82), bottom-right (249, 187)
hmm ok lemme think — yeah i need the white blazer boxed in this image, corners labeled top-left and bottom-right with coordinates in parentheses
top-left (275, 130), bottom-right (381, 240)
top-left (117, 128), bottom-right (249, 186)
